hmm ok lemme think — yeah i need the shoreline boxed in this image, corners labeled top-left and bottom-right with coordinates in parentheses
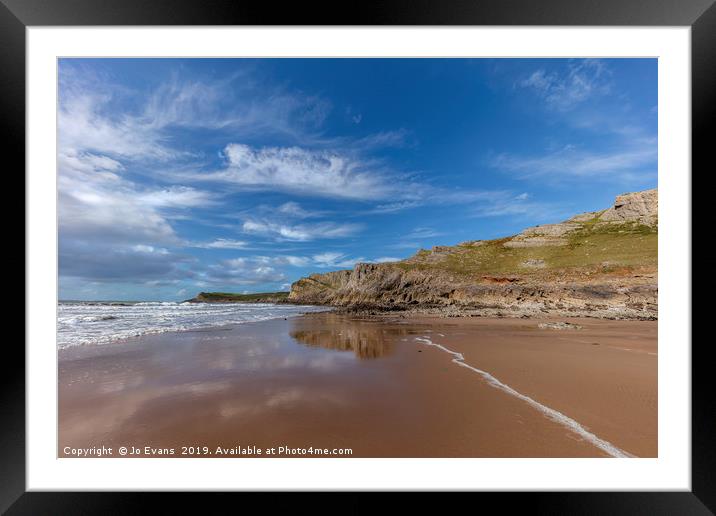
top-left (57, 301), bottom-right (329, 351)
top-left (58, 311), bottom-right (656, 457)
top-left (188, 300), bottom-right (657, 321)
top-left (58, 303), bottom-right (656, 354)
top-left (326, 305), bottom-right (657, 320)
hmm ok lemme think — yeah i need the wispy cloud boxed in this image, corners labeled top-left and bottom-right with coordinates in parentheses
top-left (495, 59), bottom-right (656, 186)
top-left (517, 59), bottom-right (611, 111)
top-left (188, 143), bottom-right (399, 200)
top-left (241, 219), bottom-right (363, 242)
top-left (372, 257), bottom-right (401, 263)
top-left (272, 256), bottom-right (312, 267)
top-left (57, 63), bottom-right (364, 292)
top-left (189, 239), bottom-right (250, 250)
top-left (221, 252), bottom-right (371, 272)
top-left (470, 192), bottom-right (566, 219)
top-left (490, 145), bottom-right (656, 183)
top-left (351, 129), bottom-right (411, 149)
top-left (405, 227), bottom-right (443, 239)
top-left (312, 252), bottom-right (366, 268)
top-left (388, 227), bottom-right (444, 252)
top-left (276, 201), bottom-right (324, 219)
top-left (58, 62), bottom-right (343, 163)
top-left (369, 200), bottom-right (423, 214)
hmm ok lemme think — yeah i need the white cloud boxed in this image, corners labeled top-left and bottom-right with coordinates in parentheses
top-left (471, 193), bottom-right (564, 220)
top-left (387, 227), bottom-right (444, 251)
top-left (406, 227), bottom-right (443, 239)
top-left (312, 252), bottom-right (365, 268)
top-left (491, 145), bottom-right (656, 182)
top-left (277, 201), bottom-right (323, 219)
top-left (351, 129), bottom-right (412, 150)
top-left (502, 60), bottom-right (655, 187)
top-left (136, 187), bottom-right (215, 209)
top-left (279, 256), bottom-right (312, 267)
top-left (59, 150), bottom-right (216, 245)
top-left (245, 255), bottom-right (313, 268)
top-left (191, 143), bottom-right (398, 200)
top-left (59, 87), bottom-right (178, 161)
top-left (58, 64), bottom-right (339, 162)
top-left (60, 155), bottom-right (176, 245)
top-left (242, 219), bottom-right (362, 242)
top-left (243, 253), bottom-right (373, 270)
top-left (190, 239), bottom-right (249, 250)
top-left (369, 200), bottom-right (423, 214)
top-left (518, 59), bottom-right (611, 111)
top-left (313, 252), bottom-right (344, 265)
top-left (372, 257), bottom-right (401, 263)
top-left (131, 245), bottom-right (169, 255)
top-left (368, 189), bottom-right (517, 215)
top-left (58, 149), bottom-right (214, 286)
top-left (202, 257), bottom-right (287, 286)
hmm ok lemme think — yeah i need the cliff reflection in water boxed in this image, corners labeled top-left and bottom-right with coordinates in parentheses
top-left (290, 314), bottom-right (409, 359)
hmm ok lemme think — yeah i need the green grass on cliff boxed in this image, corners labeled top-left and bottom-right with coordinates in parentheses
top-left (394, 220), bottom-right (657, 277)
top-left (195, 291), bottom-right (289, 302)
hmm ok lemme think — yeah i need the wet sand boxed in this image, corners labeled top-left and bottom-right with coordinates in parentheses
top-left (58, 313), bottom-right (657, 458)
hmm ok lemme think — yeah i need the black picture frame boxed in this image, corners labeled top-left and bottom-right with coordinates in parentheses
top-left (4, 0), bottom-right (713, 512)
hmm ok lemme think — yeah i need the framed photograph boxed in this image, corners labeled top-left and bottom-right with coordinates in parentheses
top-left (6, 0), bottom-right (713, 511)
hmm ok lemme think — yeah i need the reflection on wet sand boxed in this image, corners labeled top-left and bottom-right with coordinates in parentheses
top-left (290, 314), bottom-right (408, 359)
top-left (58, 317), bottom-right (372, 456)
top-left (58, 313), bottom-right (656, 457)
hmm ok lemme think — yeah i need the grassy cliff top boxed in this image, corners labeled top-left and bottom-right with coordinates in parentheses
top-left (394, 218), bottom-right (657, 281)
top-left (192, 291), bottom-right (290, 302)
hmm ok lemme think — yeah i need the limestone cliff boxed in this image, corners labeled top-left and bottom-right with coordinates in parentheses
top-left (289, 189), bottom-right (658, 319)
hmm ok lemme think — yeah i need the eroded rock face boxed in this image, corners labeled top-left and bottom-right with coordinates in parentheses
top-left (287, 189), bottom-right (658, 319)
top-left (599, 188), bottom-right (658, 226)
top-left (288, 261), bottom-right (658, 319)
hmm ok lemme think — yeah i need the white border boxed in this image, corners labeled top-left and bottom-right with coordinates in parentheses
top-left (27, 27), bottom-right (691, 491)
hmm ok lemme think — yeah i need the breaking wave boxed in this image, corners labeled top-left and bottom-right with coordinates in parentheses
top-left (57, 301), bottom-right (328, 349)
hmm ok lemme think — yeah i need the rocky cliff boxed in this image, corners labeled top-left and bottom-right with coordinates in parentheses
top-left (289, 189), bottom-right (658, 319)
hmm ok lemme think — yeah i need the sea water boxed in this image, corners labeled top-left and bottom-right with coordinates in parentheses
top-left (57, 301), bottom-right (329, 349)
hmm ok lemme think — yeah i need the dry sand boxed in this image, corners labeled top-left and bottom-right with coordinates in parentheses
top-left (58, 313), bottom-right (656, 458)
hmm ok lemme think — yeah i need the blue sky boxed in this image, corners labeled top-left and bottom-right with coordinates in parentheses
top-left (58, 58), bottom-right (657, 301)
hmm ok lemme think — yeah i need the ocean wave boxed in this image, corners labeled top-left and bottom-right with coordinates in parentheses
top-left (59, 314), bottom-right (120, 324)
top-left (57, 302), bottom-right (328, 349)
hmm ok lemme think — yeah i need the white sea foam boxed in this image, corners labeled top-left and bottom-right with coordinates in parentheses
top-left (414, 336), bottom-right (634, 458)
top-left (57, 301), bottom-right (329, 349)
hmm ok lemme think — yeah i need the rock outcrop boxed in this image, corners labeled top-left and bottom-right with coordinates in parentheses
top-left (504, 222), bottom-right (582, 248)
top-left (288, 189), bottom-right (658, 319)
top-left (599, 188), bottom-right (658, 226)
top-left (504, 188), bottom-right (657, 248)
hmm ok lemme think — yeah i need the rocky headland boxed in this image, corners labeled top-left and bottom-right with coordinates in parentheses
top-left (287, 189), bottom-right (658, 320)
top-left (186, 291), bottom-right (290, 304)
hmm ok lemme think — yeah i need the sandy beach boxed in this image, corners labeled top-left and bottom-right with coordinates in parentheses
top-left (58, 312), bottom-right (656, 458)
